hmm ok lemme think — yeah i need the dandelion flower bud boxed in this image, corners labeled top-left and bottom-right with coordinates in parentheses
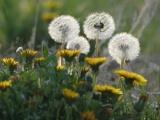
top-left (66, 36), bottom-right (90, 55)
top-left (83, 12), bottom-right (115, 40)
top-left (0, 80), bottom-right (12, 89)
top-left (48, 15), bottom-right (80, 43)
top-left (63, 88), bottom-right (79, 102)
top-left (108, 33), bottom-right (140, 64)
top-left (81, 111), bottom-right (97, 120)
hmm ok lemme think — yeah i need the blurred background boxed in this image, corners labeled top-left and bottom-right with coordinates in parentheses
top-left (0, 0), bottom-right (160, 91)
top-left (0, 0), bottom-right (160, 55)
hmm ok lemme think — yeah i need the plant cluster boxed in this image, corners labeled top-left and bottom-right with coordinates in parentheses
top-left (0, 12), bottom-right (159, 120)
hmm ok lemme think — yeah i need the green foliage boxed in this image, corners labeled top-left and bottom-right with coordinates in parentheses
top-left (0, 46), bottom-right (159, 120)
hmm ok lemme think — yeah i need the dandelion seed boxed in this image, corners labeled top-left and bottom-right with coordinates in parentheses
top-left (63, 88), bottom-right (79, 101)
top-left (83, 12), bottom-right (115, 40)
top-left (48, 15), bottom-right (80, 43)
top-left (108, 33), bottom-right (140, 66)
top-left (115, 69), bottom-right (147, 87)
top-left (66, 36), bottom-right (90, 55)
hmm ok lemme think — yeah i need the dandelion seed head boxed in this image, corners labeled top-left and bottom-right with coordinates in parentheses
top-left (108, 33), bottom-right (140, 64)
top-left (66, 36), bottom-right (90, 54)
top-left (83, 12), bottom-right (115, 40)
top-left (48, 15), bottom-right (80, 43)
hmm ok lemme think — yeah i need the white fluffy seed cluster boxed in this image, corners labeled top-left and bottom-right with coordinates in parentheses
top-left (48, 15), bottom-right (80, 43)
top-left (66, 36), bottom-right (90, 54)
top-left (108, 33), bottom-right (140, 64)
top-left (83, 12), bottom-right (115, 40)
top-left (48, 13), bottom-right (141, 63)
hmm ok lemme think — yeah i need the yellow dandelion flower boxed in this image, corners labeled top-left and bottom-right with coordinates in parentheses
top-left (0, 80), bottom-right (12, 89)
top-left (1, 57), bottom-right (19, 68)
top-left (42, 12), bottom-right (58, 23)
top-left (95, 84), bottom-right (123, 95)
top-left (57, 49), bottom-right (80, 61)
top-left (63, 88), bottom-right (79, 101)
top-left (56, 65), bottom-right (65, 71)
top-left (82, 111), bottom-right (97, 120)
top-left (35, 57), bottom-right (46, 64)
top-left (114, 69), bottom-right (147, 86)
top-left (20, 49), bottom-right (38, 58)
top-left (43, 1), bottom-right (62, 9)
top-left (85, 57), bottom-right (107, 71)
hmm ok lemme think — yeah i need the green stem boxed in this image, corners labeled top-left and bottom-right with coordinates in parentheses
top-left (92, 73), bottom-right (97, 90)
top-left (120, 57), bottom-right (125, 69)
top-left (38, 78), bottom-right (41, 88)
top-left (95, 34), bottom-right (99, 57)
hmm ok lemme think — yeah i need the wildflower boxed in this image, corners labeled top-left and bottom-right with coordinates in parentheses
top-left (43, 1), bottom-right (62, 9)
top-left (81, 111), bottom-right (97, 120)
top-left (0, 80), bottom-right (12, 89)
top-left (66, 36), bottom-right (90, 55)
top-left (1, 57), bottom-right (19, 73)
top-left (115, 69), bottom-right (147, 87)
top-left (1, 57), bottom-right (19, 68)
top-left (42, 12), bottom-right (58, 22)
top-left (48, 15), bottom-right (80, 43)
top-left (57, 49), bottom-right (80, 62)
top-left (63, 88), bottom-right (79, 101)
top-left (95, 84), bottom-right (123, 95)
top-left (83, 12), bottom-right (115, 40)
top-left (20, 49), bottom-right (38, 58)
top-left (85, 57), bottom-right (107, 71)
top-left (108, 33), bottom-right (140, 66)
top-left (56, 64), bottom-right (65, 71)
top-left (35, 57), bottom-right (46, 64)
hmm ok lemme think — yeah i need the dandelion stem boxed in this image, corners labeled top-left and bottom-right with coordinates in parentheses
top-left (60, 39), bottom-right (65, 65)
top-left (120, 58), bottom-right (125, 69)
top-left (92, 73), bottom-right (97, 90)
top-left (95, 34), bottom-right (99, 56)
top-left (38, 78), bottom-right (41, 88)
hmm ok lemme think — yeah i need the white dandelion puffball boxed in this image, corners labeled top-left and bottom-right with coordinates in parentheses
top-left (48, 15), bottom-right (80, 43)
top-left (83, 12), bottom-right (115, 40)
top-left (66, 36), bottom-right (90, 54)
top-left (108, 33), bottom-right (140, 64)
